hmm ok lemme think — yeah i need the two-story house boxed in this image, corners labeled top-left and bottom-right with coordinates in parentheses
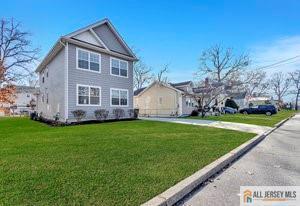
top-left (36, 19), bottom-right (138, 122)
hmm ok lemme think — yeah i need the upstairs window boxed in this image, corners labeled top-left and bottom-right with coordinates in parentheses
top-left (77, 48), bottom-right (100, 72)
top-left (110, 58), bottom-right (128, 77)
top-left (77, 85), bottom-right (101, 106)
top-left (111, 89), bottom-right (128, 106)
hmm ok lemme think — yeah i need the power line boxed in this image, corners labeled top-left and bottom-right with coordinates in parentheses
top-left (255, 55), bottom-right (300, 70)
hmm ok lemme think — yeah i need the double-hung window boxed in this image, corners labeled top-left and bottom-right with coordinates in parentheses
top-left (77, 85), bottom-right (101, 106)
top-left (110, 58), bottom-right (128, 77)
top-left (111, 88), bottom-right (128, 106)
top-left (77, 48), bottom-right (100, 72)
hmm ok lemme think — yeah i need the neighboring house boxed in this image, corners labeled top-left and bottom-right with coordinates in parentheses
top-left (36, 18), bottom-right (138, 122)
top-left (11, 86), bottom-right (38, 114)
top-left (0, 105), bottom-right (9, 116)
top-left (0, 85), bottom-right (38, 116)
top-left (193, 79), bottom-right (249, 109)
top-left (134, 81), bottom-right (197, 117)
top-left (248, 96), bottom-right (272, 106)
top-left (226, 92), bottom-right (248, 109)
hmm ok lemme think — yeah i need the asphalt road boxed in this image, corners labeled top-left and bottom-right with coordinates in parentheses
top-left (179, 113), bottom-right (300, 206)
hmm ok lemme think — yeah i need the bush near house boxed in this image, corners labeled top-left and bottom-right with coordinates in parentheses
top-left (191, 110), bottom-right (199, 116)
top-left (133, 108), bottom-right (139, 118)
top-left (225, 98), bottom-right (239, 110)
top-left (128, 109), bottom-right (134, 118)
top-left (113, 108), bottom-right (125, 119)
top-left (71, 109), bottom-right (86, 122)
top-left (94, 109), bottom-right (109, 121)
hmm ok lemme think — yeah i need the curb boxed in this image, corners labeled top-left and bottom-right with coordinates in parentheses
top-left (141, 115), bottom-right (295, 206)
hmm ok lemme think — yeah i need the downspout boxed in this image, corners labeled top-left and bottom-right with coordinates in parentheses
top-left (60, 39), bottom-right (69, 122)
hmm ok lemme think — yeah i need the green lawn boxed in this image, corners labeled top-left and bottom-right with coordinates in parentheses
top-left (188, 110), bottom-right (297, 127)
top-left (0, 118), bottom-right (254, 205)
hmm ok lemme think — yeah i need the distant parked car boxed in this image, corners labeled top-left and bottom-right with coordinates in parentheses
top-left (223, 107), bottom-right (237, 114)
top-left (239, 105), bottom-right (277, 116)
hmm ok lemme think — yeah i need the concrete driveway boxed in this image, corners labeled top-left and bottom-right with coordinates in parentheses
top-left (178, 113), bottom-right (300, 206)
top-left (139, 117), bottom-right (271, 134)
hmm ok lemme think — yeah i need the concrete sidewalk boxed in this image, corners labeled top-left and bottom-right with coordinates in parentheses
top-left (178, 113), bottom-right (300, 206)
top-left (139, 117), bottom-right (271, 134)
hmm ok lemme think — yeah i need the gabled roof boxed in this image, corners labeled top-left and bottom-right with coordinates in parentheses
top-left (134, 81), bottom-right (184, 97)
top-left (15, 85), bottom-right (39, 93)
top-left (134, 87), bottom-right (146, 96)
top-left (170, 81), bottom-right (193, 87)
top-left (227, 91), bottom-right (247, 99)
top-left (36, 18), bottom-right (138, 73)
top-left (63, 18), bottom-right (136, 58)
top-left (193, 87), bottom-right (214, 94)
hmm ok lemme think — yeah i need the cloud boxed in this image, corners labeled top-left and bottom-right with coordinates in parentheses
top-left (250, 36), bottom-right (300, 73)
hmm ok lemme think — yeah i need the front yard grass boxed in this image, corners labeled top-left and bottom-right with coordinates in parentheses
top-left (188, 110), bottom-right (296, 127)
top-left (0, 118), bottom-right (254, 205)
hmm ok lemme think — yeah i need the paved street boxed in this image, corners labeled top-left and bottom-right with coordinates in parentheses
top-left (140, 117), bottom-right (271, 134)
top-left (178, 114), bottom-right (300, 206)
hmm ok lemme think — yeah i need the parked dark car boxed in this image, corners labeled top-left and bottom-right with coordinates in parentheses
top-left (239, 105), bottom-right (277, 116)
top-left (223, 107), bottom-right (237, 114)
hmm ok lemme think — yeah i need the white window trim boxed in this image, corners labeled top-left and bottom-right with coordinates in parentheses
top-left (110, 57), bottom-right (128, 78)
top-left (76, 47), bottom-right (101, 73)
top-left (110, 88), bottom-right (129, 107)
top-left (76, 84), bottom-right (101, 106)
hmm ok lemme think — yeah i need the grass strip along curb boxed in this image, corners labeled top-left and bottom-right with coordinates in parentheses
top-left (141, 115), bottom-right (295, 206)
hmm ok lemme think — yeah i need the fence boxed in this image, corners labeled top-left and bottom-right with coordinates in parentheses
top-left (138, 108), bottom-right (179, 117)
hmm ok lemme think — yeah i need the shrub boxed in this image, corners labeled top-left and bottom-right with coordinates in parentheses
top-left (134, 109), bottom-right (139, 118)
top-left (53, 112), bottom-right (60, 121)
top-left (191, 110), bottom-right (199, 116)
top-left (71, 109), bottom-right (86, 122)
top-left (94, 109), bottom-right (109, 121)
top-left (113, 108), bottom-right (125, 120)
top-left (225, 98), bottom-right (239, 110)
top-left (128, 109), bottom-right (134, 118)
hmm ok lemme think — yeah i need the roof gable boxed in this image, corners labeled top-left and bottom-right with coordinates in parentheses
top-left (73, 30), bottom-right (104, 48)
top-left (36, 19), bottom-right (138, 73)
top-left (135, 81), bottom-right (183, 97)
top-left (64, 18), bottom-right (136, 58)
top-left (93, 23), bottom-right (129, 56)
top-left (134, 87), bottom-right (146, 96)
top-left (170, 81), bottom-right (193, 87)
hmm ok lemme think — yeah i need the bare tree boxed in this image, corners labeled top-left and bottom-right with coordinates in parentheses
top-left (197, 44), bottom-right (250, 83)
top-left (0, 18), bottom-right (39, 105)
top-left (193, 45), bottom-right (250, 116)
top-left (289, 70), bottom-right (300, 110)
top-left (154, 64), bottom-right (169, 83)
top-left (244, 70), bottom-right (269, 97)
top-left (133, 59), bottom-right (152, 90)
top-left (270, 72), bottom-right (291, 106)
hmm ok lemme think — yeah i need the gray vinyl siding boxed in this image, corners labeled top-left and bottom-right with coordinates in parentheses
top-left (37, 48), bottom-right (65, 120)
top-left (67, 43), bottom-right (133, 121)
top-left (93, 24), bottom-right (130, 56)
